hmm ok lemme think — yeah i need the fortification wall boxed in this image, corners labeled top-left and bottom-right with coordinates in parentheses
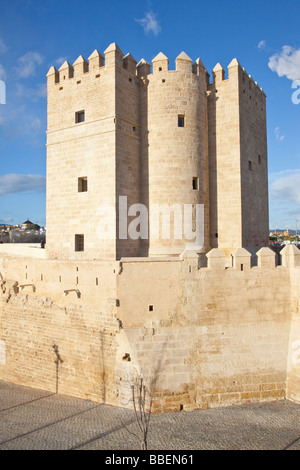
top-left (0, 253), bottom-right (125, 403)
top-left (287, 256), bottom-right (300, 403)
top-left (0, 246), bottom-right (299, 411)
top-left (116, 248), bottom-right (295, 411)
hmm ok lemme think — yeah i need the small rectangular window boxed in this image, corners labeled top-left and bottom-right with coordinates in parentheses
top-left (192, 177), bottom-right (199, 190)
top-left (75, 234), bottom-right (84, 252)
top-left (178, 115), bottom-right (185, 127)
top-left (248, 161), bottom-right (252, 171)
top-left (75, 110), bottom-right (85, 123)
top-left (78, 177), bottom-right (88, 192)
top-left (258, 155), bottom-right (261, 164)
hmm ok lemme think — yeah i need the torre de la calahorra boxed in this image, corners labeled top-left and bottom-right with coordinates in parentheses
top-left (0, 43), bottom-right (299, 412)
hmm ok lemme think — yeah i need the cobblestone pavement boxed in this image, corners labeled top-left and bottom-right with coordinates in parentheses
top-left (0, 380), bottom-right (299, 451)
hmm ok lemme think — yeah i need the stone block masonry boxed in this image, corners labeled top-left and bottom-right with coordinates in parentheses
top-left (0, 246), bottom-right (299, 412)
top-left (46, 43), bottom-right (268, 261)
top-left (0, 43), bottom-right (297, 413)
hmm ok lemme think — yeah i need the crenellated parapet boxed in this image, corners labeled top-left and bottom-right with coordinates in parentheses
top-left (46, 43), bottom-right (215, 88)
top-left (151, 50), bottom-right (210, 82)
top-left (175, 51), bottom-right (192, 73)
top-left (210, 57), bottom-right (266, 100)
top-left (152, 52), bottom-right (169, 74)
top-left (88, 49), bottom-right (104, 71)
top-left (205, 246), bottom-right (300, 271)
top-left (123, 53), bottom-right (137, 75)
top-left (73, 55), bottom-right (88, 76)
top-left (281, 244), bottom-right (300, 268)
top-left (47, 43), bottom-right (133, 86)
top-left (46, 42), bottom-right (266, 106)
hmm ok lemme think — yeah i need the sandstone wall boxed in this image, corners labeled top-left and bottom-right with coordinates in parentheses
top-left (208, 60), bottom-right (268, 256)
top-left (46, 48), bottom-right (117, 260)
top-left (146, 53), bottom-right (210, 256)
top-left (0, 246), bottom-right (299, 412)
top-left (286, 248), bottom-right (300, 403)
top-left (239, 67), bottom-right (269, 248)
top-left (116, 251), bottom-right (292, 411)
top-left (46, 45), bottom-right (269, 262)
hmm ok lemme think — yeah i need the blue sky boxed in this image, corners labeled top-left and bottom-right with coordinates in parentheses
top-left (0, 0), bottom-right (299, 230)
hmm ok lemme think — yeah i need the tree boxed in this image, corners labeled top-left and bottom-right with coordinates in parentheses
top-left (124, 376), bottom-right (153, 450)
top-left (29, 224), bottom-right (40, 231)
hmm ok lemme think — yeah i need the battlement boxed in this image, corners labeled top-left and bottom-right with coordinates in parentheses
top-left (48, 42), bottom-right (261, 90)
top-left (206, 245), bottom-right (300, 271)
top-left (211, 58), bottom-right (266, 97)
top-left (47, 45), bottom-right (208, 86)
top-left (1, 241), bottom-right (299, 410)
top-left (46, 43), bottom-right (132, 85)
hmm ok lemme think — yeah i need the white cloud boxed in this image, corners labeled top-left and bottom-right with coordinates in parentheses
top-left (270, 170), bottom-right (300, 206)
top-left (55, 56), bottom-right (68, 66)
top-left (0, 174), bottom-right (46, 196)
top-left (0, 64), bottom-right (6, 80)
top-left (274, 126), bottom-right (285, 141)
top-left (258, 40), bottom-right (266, 50)
top-left (269, 170), bottom-right (300, 229)
top-left (15, 51), bottom-right (44, 78)
top-left (15, 82), bottom-right (47, 101)
top-left (24, 116), bottom-right (42, 132)
top-left (268, 45), bottom-right (300, 81)
top-left (0, 102), bottom-right (45, 146)
top-left (0, 217), bottom-right (13, 224)
top-left (135, 10), bottom-right (161, 36)
top-left (0, 38), bottom-right (7, 54)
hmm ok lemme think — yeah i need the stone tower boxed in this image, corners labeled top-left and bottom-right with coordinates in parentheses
top-left (138, 51), bottom-right (210, 257)
top-left (46, 43), bottom-right (141, 260)
top-left (208, 59), bottom-right (269, 256)
top-left (46, 43), bottom-right (269, 261)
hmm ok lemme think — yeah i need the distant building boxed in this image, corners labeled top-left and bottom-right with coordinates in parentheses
top-left (21, 219), bottom-right (34, 230)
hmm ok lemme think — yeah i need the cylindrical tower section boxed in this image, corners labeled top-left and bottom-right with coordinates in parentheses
top-left (146, 52), bottom-right (210, 257)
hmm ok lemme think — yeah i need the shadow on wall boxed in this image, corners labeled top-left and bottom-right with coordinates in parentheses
top-left (53, 344), bottom-right (64, 394)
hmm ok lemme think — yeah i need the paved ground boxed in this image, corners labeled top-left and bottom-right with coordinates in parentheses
top-left (0, 380), bottom-right (299, 451)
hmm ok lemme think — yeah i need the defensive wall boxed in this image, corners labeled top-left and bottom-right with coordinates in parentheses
top-left (0, 244), bottom-right (299, 412)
